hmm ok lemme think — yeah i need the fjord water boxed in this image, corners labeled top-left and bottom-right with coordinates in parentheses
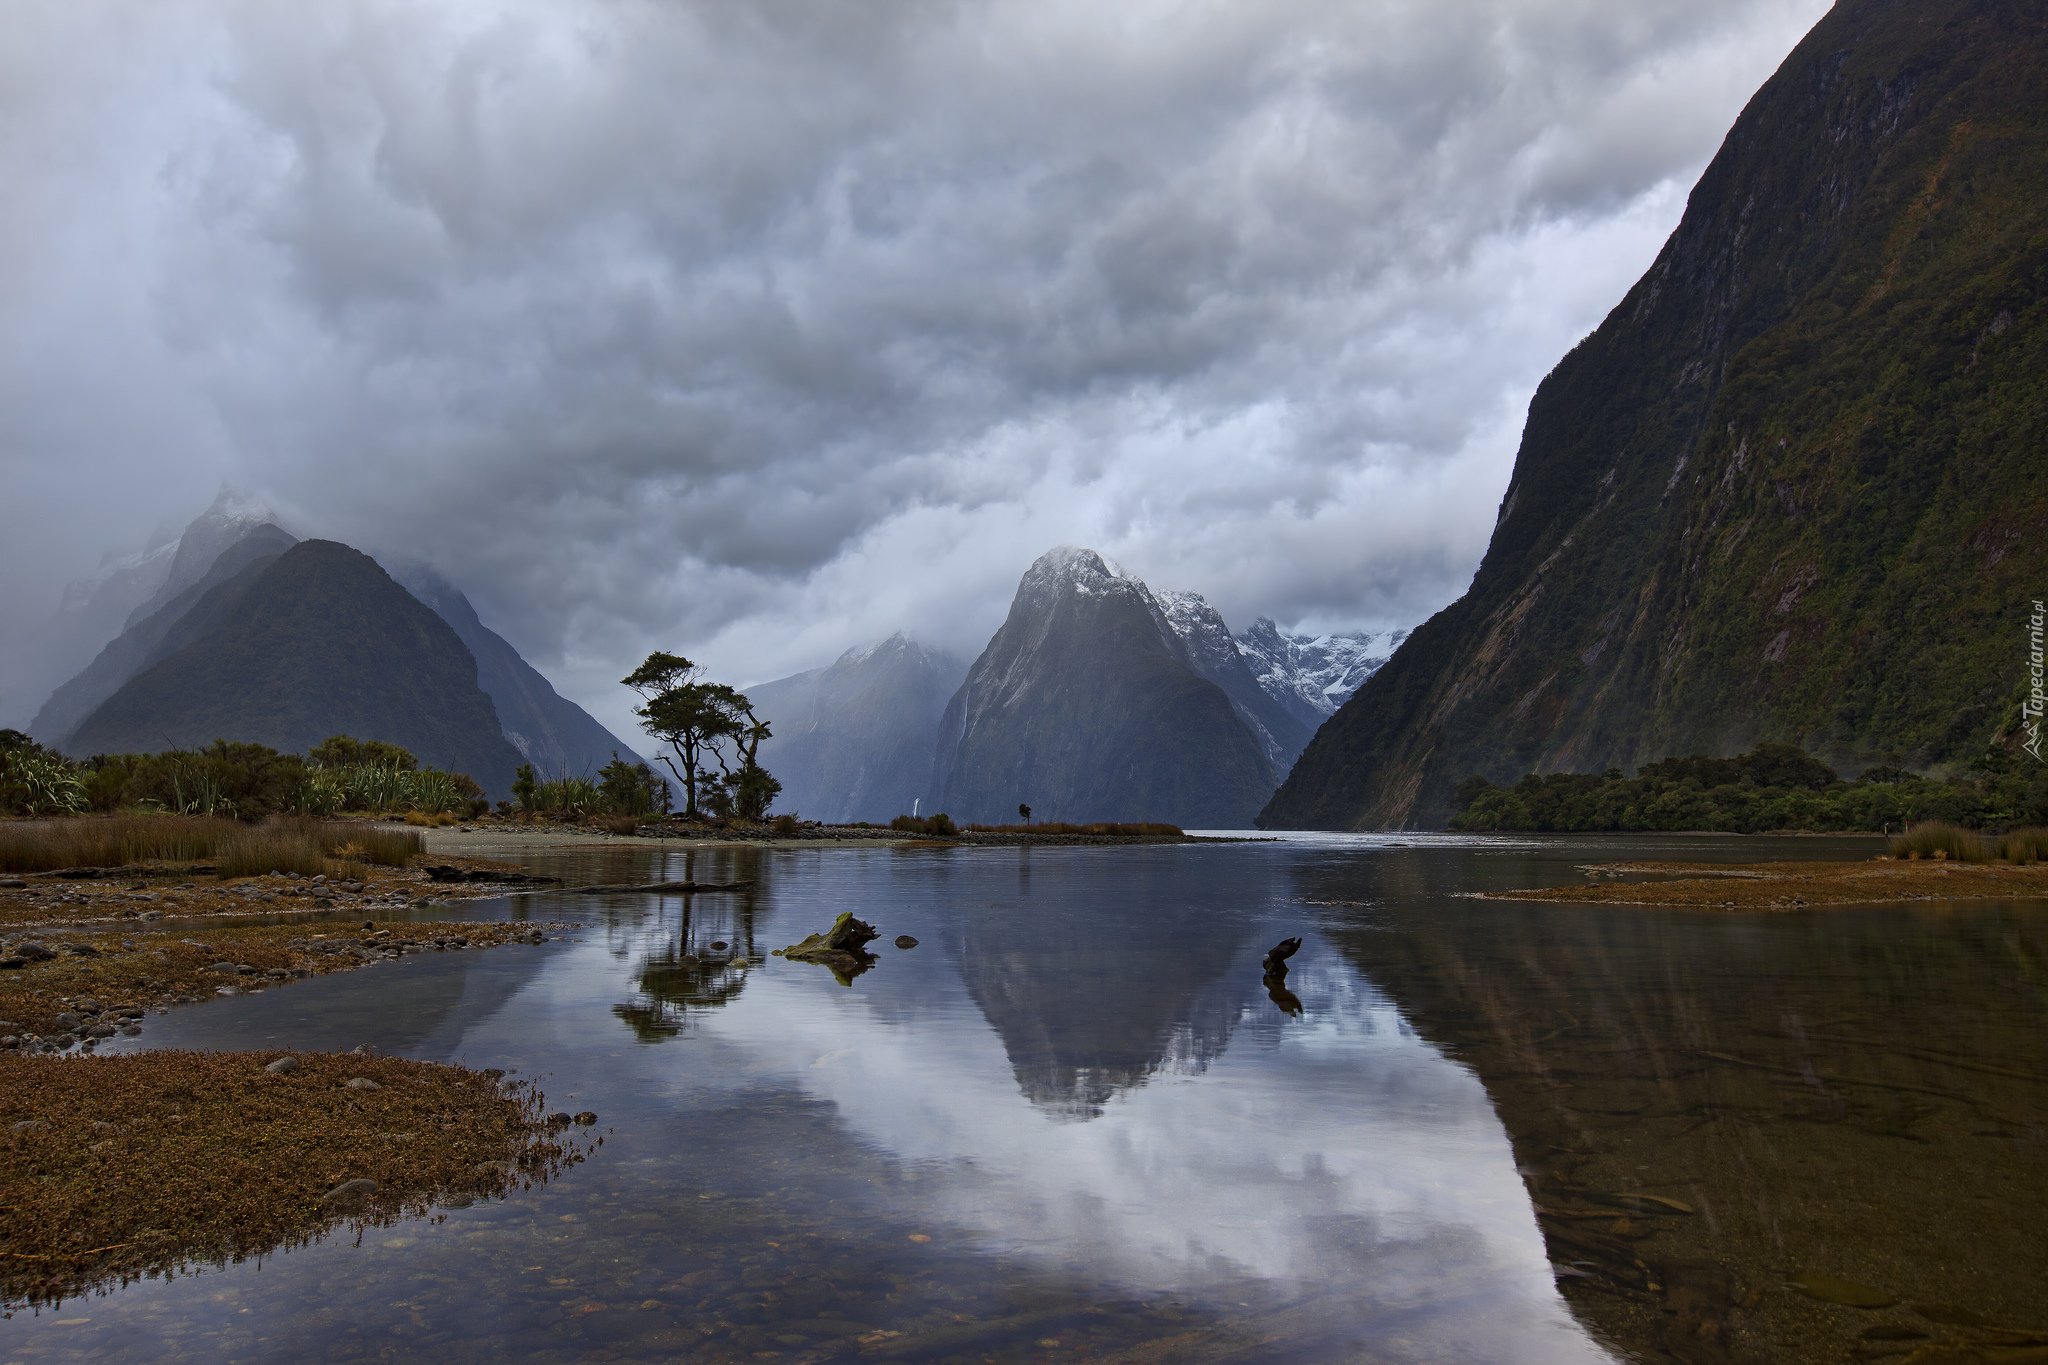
top-left (12, 835), bottom-right (2046, 1363)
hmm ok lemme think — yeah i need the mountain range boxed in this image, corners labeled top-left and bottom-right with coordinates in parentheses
top-left (27, 488), bottom-right (637, 794)
top-left (1262, 0), bottom-right (2048, 829)
top-left (748, 547), bottom-right (1402, 828)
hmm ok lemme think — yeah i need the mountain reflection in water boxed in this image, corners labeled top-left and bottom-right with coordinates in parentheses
top-left (35, 834), bottom-right (2040, 1364)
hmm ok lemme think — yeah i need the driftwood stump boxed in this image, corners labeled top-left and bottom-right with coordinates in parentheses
top-left (1261, 937), bottom-right (1302, 978)
top-left (774, 912), bottom-right (882, 985)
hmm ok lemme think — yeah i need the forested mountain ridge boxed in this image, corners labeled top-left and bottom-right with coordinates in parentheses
top-left (1262, 0), bottom-right (2048, 830)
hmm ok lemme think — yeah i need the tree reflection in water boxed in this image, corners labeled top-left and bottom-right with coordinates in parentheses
top-left (613, 850), bottom-right (763, 1041)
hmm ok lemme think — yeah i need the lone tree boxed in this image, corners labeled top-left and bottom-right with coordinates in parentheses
top-left (623, 653), bottom-right (741, 819)
top-left (1018, 803), bottom-right (1031, 822)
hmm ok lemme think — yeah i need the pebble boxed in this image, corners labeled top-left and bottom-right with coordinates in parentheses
top-left (894, 936), bottom-right (919, 949)
top-left (546, 1111), bottom-right (572, 1125)
top-left (265, 1056), bottom-right (300, 1075)
top-left (205, 961), bottom-right (238, 974)
top-left (573, 1111), bottom-right (598, 1125)
top-left (10, 1120), bottom-right (49, 1135)
top-left (345, 1077), bottom-right (381, 1091)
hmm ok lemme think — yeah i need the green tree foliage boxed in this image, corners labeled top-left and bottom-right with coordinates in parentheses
top-left (600, 754), bottom-right (670, 816)
top-left (308, 735), bottom-right (418, 771)
top-left (71, 736), bottom-right (482, 819)
top-left (622, 653), bottom-right (779, 821)
top-left (1450, 743), bottom-right (2048, 833)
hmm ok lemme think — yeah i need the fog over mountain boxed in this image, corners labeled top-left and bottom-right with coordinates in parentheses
top-left (0, 0), bottom-right (1831, 746)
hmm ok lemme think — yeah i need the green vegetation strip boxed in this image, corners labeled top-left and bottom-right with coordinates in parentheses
top-left (0, 1049), bottom-right (578, 1309)
top-left (1450, 744), bottom-right (2048, 834)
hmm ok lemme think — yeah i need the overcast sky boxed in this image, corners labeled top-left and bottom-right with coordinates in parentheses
top-left (1, 0), bottom-right (1829, 742)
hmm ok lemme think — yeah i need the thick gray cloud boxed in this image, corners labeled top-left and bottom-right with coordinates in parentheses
top-left (0, 0), bottom-right (1827, 742)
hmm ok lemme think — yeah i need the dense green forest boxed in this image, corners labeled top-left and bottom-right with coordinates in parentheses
top-left (1448, 743), bottom-right (2048, 833)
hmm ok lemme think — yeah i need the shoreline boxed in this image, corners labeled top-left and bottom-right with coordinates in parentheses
top-left (1478, 858), bottom-right (2048, 909)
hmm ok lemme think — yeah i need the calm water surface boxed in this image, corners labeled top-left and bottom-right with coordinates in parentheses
top-left (6, 834), bottom-right (2043, 1365)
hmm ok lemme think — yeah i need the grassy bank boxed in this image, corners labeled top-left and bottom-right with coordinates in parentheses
top-left (0, 815), bottom-right (422, 877)
top-left (0, 1049), bottom-right (580, 1309)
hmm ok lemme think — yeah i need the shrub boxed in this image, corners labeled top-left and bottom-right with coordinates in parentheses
top-left (598, 815), bottom-right (641, 836)
top-left (1888, 821), bottom-right (1989, 862)
top-left (307, 735), bottom-right (417, 771)
top-left (770, 814), bottom-right (799, 835)
top-left (887, 813), bottom-right (958, 836)
top-left (0, 732), bottom-right (84, 815)
top-left (1996, 827), bottom-right (2048, 864)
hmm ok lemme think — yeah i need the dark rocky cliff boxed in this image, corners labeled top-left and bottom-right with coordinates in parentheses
top-left (1263, 0), bottom-right (2048, 829)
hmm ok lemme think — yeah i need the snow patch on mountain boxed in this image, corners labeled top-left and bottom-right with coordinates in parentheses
top-left (1235, 617), bottom-right (1408, 731)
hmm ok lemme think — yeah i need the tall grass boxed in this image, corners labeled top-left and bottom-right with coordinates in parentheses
top-left (0, 815), bottom-right (421, 876)
top-left (1996, 827), bottom-right (2048, 864)
top-left (1888, 821), bottom-right (1990, 862)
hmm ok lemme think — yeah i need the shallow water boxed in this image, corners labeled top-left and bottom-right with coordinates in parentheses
top-left (8, 833), bottom-right (2045, 1364)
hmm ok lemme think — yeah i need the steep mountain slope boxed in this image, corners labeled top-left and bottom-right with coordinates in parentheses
top-left (1263, 0), bottom-right (2048, 830)
top-left (933, 548), bottom-right (1277, 828)
top-left (390, 563), bottom-right (642, 775)
top-left (1154, 591), bottom-right (1314, 772)
top-left (32, 524), bottom-right (296, 748)
top-left (66, 541), bottom-right (526, 795)
top-left (747, 634), bottom-right (967, 822)
top-left (1234, 619), bottom-right (1406, 732)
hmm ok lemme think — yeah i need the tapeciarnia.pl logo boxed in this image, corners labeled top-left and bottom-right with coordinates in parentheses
top-left (2027, 598), bottom-right (2046, 762)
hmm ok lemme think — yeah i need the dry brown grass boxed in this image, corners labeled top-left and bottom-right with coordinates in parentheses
top-left (1481, 859), bottom-right (2048, 909)
top-left (0, 1049), bottom-right (580, 1309)
top-left (0, 815), bottom-right (421, 876)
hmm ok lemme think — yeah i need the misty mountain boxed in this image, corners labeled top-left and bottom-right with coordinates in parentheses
top-left (747, 634), bottom-right (966, 823)
top-left (31, 522), bottom-right (297, 748)
top-left (389, 563), bottom-right (643, 776)
top-left (1234, 619), bottom-right (1407, 732)
top-left (65, 540), bottom-right (527, 796)
top-left (932, 547), bottom-right (1277, 829)
top-left (0, 488), bottom-right (277, 732)
top-left (1262, 0), bottom-right (2048, 828)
